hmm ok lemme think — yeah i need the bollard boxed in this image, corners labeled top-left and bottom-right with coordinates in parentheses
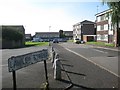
top-left (51, 46), bottom-right (54, 52)
top-left (48, 47), bottom-right (52, 60)
top-left (55, 53), bottom-right (59, 59)
top-left (53, 59), bottom-right (61, 80)
top-left (51, 50), bottom-right (55, 63)
top-left (49, 46), bottom-right (54, 62)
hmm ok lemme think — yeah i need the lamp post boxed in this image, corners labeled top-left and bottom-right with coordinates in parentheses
top-left (49, 26), bottom-right (51, 46)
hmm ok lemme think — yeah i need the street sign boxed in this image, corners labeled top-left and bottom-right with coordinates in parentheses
top-left (8, 49), bottom-right (48, 72)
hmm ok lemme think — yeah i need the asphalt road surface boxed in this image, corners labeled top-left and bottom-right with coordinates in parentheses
top-left (59, 42), bottom-right (119, 77)
top-left (1, 42), bottom-right (119, 89)
top-left (52, 42), bottom-right (119, 89)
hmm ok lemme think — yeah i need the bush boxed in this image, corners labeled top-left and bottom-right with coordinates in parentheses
top-left (2, 26), bottom-right (23, 41)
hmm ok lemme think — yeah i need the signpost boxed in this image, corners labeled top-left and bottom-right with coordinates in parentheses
top-left (8, 49), bottom-right (49, 90)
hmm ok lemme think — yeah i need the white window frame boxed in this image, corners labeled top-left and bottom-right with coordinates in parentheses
top-left (97, 25), bottom-right (101, 31)
top-left (97, 16), bottom-right (101, 22)
top-left (104, 24), bottom-right (108, 30)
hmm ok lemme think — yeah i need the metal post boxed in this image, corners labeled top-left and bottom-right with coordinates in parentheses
top-left (44, 60), bottom-right (49, 85)
top-left (12, 71), bottom-right (17, 90)
top-left (49, 26), bottom-right (51, 46)
top-left (51, 51), bottom-right (55, 63)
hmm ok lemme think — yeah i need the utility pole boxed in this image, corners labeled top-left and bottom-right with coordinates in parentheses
top-left (97, 5), bottom-right (99, 13)
top-left (49, 26), bottom-right (51, 46)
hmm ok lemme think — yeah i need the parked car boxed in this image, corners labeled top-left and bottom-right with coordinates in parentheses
top-left (58, 38), bottom-right (67, 42)
top-left (39, 39), bottom-right (43, 42)
top-left (53, 39), bottom-right (59, 43)
top-left (74, 38), bottom-right (85, 44)
top-left (42, 39), bottom-right (49, 42)
top-left (74, 38), bottom-right (80, 44)
top-left (80, 40), bottom-right (85, 44)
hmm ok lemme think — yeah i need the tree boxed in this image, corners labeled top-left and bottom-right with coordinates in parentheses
top-left (59, 30), bottom-right (65, 38)
top-left (102, 1), bottom-right (120, 46)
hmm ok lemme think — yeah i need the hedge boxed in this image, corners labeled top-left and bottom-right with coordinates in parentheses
top-left (2, 26), bottom-right (23, 41)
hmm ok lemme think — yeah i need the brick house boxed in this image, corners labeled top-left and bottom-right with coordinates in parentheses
top-left (96, 9), bottom-right (120, 46)
top-left (63, 31), bottom-right (73, 39)
top-left (95, 9), bottom-right (115, 43)
top-left (73, 20), bottom-right (96, 42)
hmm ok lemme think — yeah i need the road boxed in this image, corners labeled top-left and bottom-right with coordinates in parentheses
top-left (52, 42), bottom-right (119, 88)
top-left (58, 42), bottom-right (119, 77)
top-left (1, 42), bottom-right (119, 89)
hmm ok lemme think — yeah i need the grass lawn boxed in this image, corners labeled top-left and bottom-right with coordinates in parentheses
top-left (67, 39), bottom-right (73, 42)
top-left (86, 41), bottom-right (115, 47)
top-left (25, 41), bottom-right (49, 47)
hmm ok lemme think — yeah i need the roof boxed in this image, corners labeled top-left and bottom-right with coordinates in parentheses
top-left (95, 9), bottom-right (112, 16)
top-left (63, 31), bottom-right (73, 33)
top-left (81, 20), bottom-right (95, 24)
top-left (73, 20), bottom-right (95, 26)
top-left (35, 32), bottom-right (59, 34)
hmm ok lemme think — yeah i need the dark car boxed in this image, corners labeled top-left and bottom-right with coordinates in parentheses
top-left (53, 39), bottom-right (59, 43)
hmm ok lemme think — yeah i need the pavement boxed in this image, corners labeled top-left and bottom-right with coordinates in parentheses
top-left (46, 44), bottom-right (119, 90)
top-left (85, 44), bottom-right (120, 52)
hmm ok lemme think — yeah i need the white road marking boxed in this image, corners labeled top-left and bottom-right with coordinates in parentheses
top-left (96, 46), bottom-right (120, 52)
top-left (93, 49), bottom-right (108, 53)
top-left (0, 64), bottom-right (8, 67)
top-left (65, 48), bottom-right (119, 77)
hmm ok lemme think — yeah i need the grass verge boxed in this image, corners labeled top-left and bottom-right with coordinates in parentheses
top-left (67, 39), bottom-right (73, 42)
top-left (25, 41), bottom-right (49, 47)
top-left (86, 41), bottom-right (114, 47)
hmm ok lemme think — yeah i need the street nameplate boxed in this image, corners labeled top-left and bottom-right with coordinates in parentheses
top-left (8, 49), bottom-right (48, 72)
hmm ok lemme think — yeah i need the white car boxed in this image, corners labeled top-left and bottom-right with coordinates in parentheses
top-left (74, 38), bottom-right (85, 44)
top-left (74, 38), bottom-right (80, 44)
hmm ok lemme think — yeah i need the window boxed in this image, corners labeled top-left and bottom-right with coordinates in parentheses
top-left (97, 34), bottom-right (101, 40)
top-left (101, 25), bottom-right (104, 30)
top-left (97, 34), bottom-right (108, 41)
top-left (101, 15), bottom-right (105, 21)
top-left (104, 24), bottom-right (108, 30)
top-left (105, 13), bottom-right (109, 20)
top-left (104, 35), bottom-right (108, 41)
top-left (111, 24), bottom-right (113, 31)
top-left (101, 35), bottom-right (105, 40)
top-left (97, 25), bottom-right (101, 31)
top-left (97, 16), bottom-right (101, 22)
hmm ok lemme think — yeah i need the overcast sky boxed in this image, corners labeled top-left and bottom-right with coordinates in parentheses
top-left (0, 0), bottom-right (109, 35)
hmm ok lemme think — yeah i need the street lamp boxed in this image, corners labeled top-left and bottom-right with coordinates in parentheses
top-left (49, 26), bottom-right (51, 46)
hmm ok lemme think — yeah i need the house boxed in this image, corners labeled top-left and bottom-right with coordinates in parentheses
top-left (73, 20), bottom-right (96, 42)
top-left (63, 31), bottom-right (73, 40)
top-left (95, 9), bottom-right (120, 46)
top-left (35, 32), bottom-right (59, 41)
top-left (25, 34), bottom-right (32, 41)
top-left (95, 9), bottom-right (115, 43)
top-left (1, 25), bottom-right (25, 49)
